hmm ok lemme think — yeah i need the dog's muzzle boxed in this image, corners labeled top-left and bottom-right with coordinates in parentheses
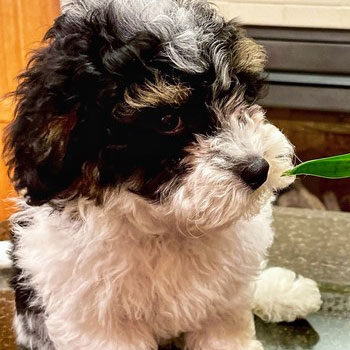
top-left (237, 156), bottom-right (270, 190)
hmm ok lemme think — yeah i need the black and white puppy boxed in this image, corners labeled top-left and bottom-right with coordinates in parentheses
top-left (4, 1), bottom-right (321, 349)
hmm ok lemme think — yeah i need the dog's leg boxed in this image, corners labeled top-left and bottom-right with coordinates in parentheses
top-left (14, 311), bottom-right (55, 350)
top-left (184, 311), bottom-right (263, 350)
top-left (10, 245), bottom-right (55, 349)
top-left (253, 267), bottom-right (322, 323)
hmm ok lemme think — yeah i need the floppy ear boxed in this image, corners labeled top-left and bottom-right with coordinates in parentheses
top-left (3, 15), bottom-right (103, 205)
top-left (232, 31), bottom-right (267, 103)
top-left (214, 21), bottom-right (267, 103)
top-left (4, 12), bottom-right (162, 205)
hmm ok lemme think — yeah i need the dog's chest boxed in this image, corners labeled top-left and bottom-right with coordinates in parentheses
top-left (15, 204), bottom-right (270, 337)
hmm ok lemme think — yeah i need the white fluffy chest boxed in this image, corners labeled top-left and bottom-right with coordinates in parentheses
top-left (13, 199), bottom-right (273, 339)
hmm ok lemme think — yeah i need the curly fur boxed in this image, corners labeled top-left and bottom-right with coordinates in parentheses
top-left (3, 1), bottom-right (321, 349)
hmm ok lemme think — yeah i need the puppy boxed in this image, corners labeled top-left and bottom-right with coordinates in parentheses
top-left (4, 1), bottom-right (321, 349)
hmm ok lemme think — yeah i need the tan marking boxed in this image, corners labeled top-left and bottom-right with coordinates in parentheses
top-left (45, 113), bottom-right (77, 142)
top-left (43, 112), bottom-right (77, 160)
top-left (233, 37), bottom-right (266, 74)
top-left (124, 75), bottom-right (192, 109)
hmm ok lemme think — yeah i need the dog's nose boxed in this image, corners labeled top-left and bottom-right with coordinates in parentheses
top-left (237, 157), bottom-right (270, 190)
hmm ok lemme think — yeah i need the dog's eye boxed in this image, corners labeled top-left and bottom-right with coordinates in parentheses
top-left (157, 114), bottom-right (184, 135)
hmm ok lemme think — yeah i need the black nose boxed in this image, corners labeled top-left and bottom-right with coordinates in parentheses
top-left (238, 157), bottom-right (270, 190)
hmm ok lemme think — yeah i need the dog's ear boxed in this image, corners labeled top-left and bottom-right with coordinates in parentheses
top-left (3, 28), bottom-right (89, 205)
top-left (3, 12), bottom-right (162, 205)
top-left (3, 13), bottom-right (106, 205)
top-left (232, 30), bottom-right (267, 103)
top-left (214, 21), bottom-right (267, 103)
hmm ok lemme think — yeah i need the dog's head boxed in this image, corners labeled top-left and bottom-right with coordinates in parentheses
top-left (4, 0), bottom-right (294, 230)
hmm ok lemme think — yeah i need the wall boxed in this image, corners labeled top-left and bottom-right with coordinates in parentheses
top-left (214, 0), bottom-right (350, 29)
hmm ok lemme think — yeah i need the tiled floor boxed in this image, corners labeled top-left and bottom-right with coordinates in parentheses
top-left (0, 289), bottom-right (16, 350)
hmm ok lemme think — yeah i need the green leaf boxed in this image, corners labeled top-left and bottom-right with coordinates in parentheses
top-left (283, 153), bottom-right (350, 178)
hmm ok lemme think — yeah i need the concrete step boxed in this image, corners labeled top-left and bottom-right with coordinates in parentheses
top-left (271, 206), bottom-right (350, 287)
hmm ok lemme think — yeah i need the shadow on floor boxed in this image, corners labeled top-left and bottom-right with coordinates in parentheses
top-left (256, 317), bottom-right (320, 349)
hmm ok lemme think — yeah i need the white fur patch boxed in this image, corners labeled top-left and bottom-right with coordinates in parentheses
top-left (0, 241), bottom-right (12, 269)
top-left (12, 195), bottom-right (275, 349)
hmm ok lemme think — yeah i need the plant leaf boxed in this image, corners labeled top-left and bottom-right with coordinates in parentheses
top-left (283, 153), bottom-right (350, 178)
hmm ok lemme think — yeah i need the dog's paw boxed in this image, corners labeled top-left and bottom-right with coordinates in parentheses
top-left (246, 340), bottom-right (264, 350)
top-left (253, 267), bottom-right (322, 323)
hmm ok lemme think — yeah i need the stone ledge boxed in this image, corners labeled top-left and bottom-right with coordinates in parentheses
top-left (270, 206), bottom-right (350, 287)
